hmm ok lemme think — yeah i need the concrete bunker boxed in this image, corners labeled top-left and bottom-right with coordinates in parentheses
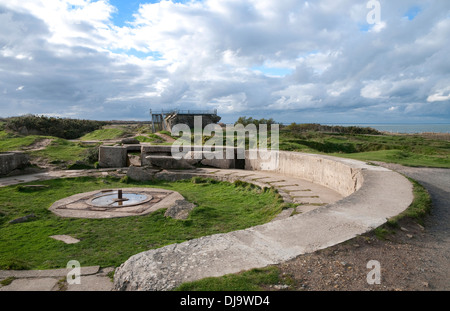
top-left (98, 145), bottom-right (246, 170)
top-left (0, 152), bottom-right (30, 176)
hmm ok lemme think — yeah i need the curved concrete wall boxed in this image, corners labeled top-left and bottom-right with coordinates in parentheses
top-left (245, 151), bottom-right (365, 197)
top-left (114, 151), bottom-right (414, 291)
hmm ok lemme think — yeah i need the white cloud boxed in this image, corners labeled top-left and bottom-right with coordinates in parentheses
top-left (427, 94), bottom-right (450, 103)
top-left (0, 0), bottom-right (449, 123)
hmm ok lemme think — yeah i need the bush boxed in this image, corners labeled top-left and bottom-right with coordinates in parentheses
top-left (285, 123), bottom-right (381, 135)
top-left (5, 115), bottom-right (108, 139)
top-left (235, 116), bottom-right (280, 127)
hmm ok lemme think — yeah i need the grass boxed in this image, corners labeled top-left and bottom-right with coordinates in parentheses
top-left (3, 123), bottom-right (448, 168)
top-left (0, 176), bottom-right (285, 270)
top-left (30, 139), bottom-right (91, 164)
top-left (79, 128), bottom-right (127, 141)
top-left (175, 266), bottom-right (281, 291)
top-left (388, 178), bottom-right (432, 226)
top-left (0, 129), bottom-right (96, 167)
top-left (372, 178), bottom-right (432, 240)
top-left (0, 133), bottom-right (47, 152)
top-left (135, 134), bottom-right (162, 143)
top-left (330, 150), bottom-right (450, 168)
top-left (278, 129), bottom-right (450, 168)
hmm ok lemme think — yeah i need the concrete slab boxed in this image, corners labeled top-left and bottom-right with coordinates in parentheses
top-left (0, 278), bottom-right (59, 291)
top-left (292, 196), bottom-right (325, 205)
top-left (0, 266), bottom-right (100, 279)
top-left (271, 208), bottom-right (294, 222)
top-left (296, 205), bottom-right (322, 214)
top-left (66, 275), bottom-right (113, 291)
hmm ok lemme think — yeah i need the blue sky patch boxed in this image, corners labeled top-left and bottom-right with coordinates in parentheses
top-left (404, 6), bottom-right (421, 20)
top-left (110, 48), bottom-right (163, 60)
top-left (252, 66), bottom-right (293, 77)
top-left (108, 0), bottom-right (193, 26)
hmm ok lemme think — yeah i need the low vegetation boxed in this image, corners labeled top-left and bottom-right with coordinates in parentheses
top-left (175, 266), bottom-right (283, 291)
top-left (277, 124), bottom-right (449, 168)
top-left (0, 177), bottom-right (285, 270)
top-left (4, 115), bottom-right (107, 139)
top-left (79, 127), bottom-right (128, 141)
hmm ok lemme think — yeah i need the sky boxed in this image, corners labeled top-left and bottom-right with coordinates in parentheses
top-left (0, 0), bottom-right (449, 124)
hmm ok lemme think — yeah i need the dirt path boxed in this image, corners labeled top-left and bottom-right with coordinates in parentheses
top-left (153, 132), bottom-right (176, 143)
top-left (274, 164), bottom-right (449, 291)
top-left (22, 138), bottom-right (53, 151)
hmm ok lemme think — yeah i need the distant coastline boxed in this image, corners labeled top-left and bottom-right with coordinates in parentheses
top-left (323, 123), bottom-right (450, 134)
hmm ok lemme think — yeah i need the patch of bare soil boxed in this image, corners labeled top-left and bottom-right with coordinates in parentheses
top-left (270, 165), bottom-right (450, 292)
top-left (273, 218), bottom-right (444, 291)
top-left (23, 138), bottom-right (53, 151)
top-left (153, 132), bottom-right (176, 143)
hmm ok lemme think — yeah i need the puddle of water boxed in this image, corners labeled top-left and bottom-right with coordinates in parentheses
top-left (91, 191), bottom-right (150, 207)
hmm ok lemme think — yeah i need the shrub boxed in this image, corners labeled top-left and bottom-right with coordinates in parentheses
top-left (5, 115), bottom-right (108, 139)
top-left (285, 123), bottom-right (381, 135)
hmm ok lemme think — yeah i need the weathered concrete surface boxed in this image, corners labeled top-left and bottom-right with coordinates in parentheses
top-left (113, 164), bottom-right (413, 291)
top-left (141, 145), bottom-right (245, 169)
top-left (127, 166), bottom-right (158, 181)
top-left (246, 151), bottom-right (366, 197)
top-left (49, 188), bottom-right (184, 219)
top-left (0, 266), bottom-right (114, 291)
top-left (0, 152), bottom-right (30, 176)
top-left (98, 146), bottom-right (127, 168)
top-left (145, 155), bottom-right (198, 169)
top-left (0, 169), bottom-right (124, 187)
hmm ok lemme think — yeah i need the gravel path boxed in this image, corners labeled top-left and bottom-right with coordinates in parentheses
top-left (274, 163), bottom-right (449, 291)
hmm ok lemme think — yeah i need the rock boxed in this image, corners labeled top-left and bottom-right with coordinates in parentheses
top-left (50, 235), bottom-right (80, 244)
top-left (127, 154), bottom-right (141, 167)
top-left (273, 284), bottom-right (289, 290)
top-left (9, 213), bottom-right (37, 224)
top-left (146, 155), bottom-right (199, 169)
top-left (164, 200), bottom-right (196, 220)
top-left (126, 166), bottom-right (158, 182)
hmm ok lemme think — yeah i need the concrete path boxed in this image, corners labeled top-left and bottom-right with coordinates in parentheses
top-left (0, 266), bottom-right (114, 291)
top-left (0, 168), bottom-right (126, 188)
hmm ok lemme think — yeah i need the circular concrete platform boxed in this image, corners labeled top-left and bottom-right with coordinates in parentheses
top-left (49, 187), bottom-right (185, 219)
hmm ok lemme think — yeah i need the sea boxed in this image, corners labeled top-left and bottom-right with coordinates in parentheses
top-left (323, 124), bottom-right (450, 134)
